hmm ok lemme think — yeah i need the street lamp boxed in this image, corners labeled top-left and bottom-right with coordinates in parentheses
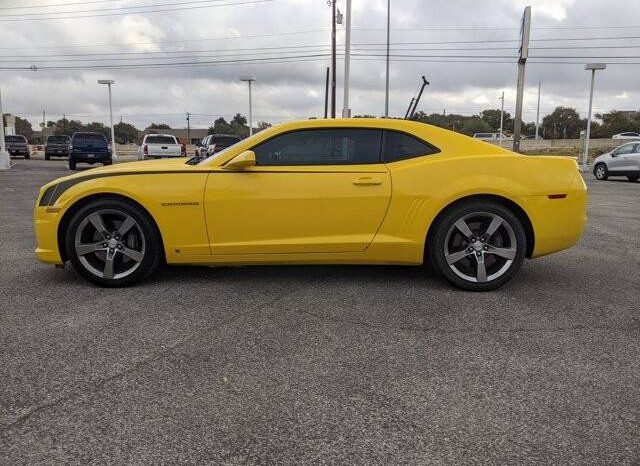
top-left (341, 0), bottom-right (352, 118)
top-left (0, 86), bottom-right (9, 170)
top-left (97, 79), bottom-right (117, 160)
top-left (239, 75), bottom-right (255, 136)
top-left (581, 63), bottom-right (606, 170)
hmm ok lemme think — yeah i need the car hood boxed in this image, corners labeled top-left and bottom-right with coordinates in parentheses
top-left (40, 157), bottom-right (191, 191)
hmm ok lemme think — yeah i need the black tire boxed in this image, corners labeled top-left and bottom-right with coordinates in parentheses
top-left (68, 160), bottom-right (76, 170)
top-left (594, 163), bottom-right (608, 180)
top-left (24, 153), bottom-right (30, 160)
top-left (628, 175), bottom-right (639, 182)
top-left (427, 200), bottom-right (527, 291)
top-left (45, 153), bottom-right (51, 160)
top-left (65, 197), bottom-right (163, 287)
top-left (103, 160), bottom-right (113, 166)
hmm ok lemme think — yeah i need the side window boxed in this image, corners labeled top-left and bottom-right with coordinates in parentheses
top-left (383, 130), bottom-right (439, 163)
top-left (252, 129), bottom-right (382, 166)
top-left (617, 144), bottom-right (635, 155)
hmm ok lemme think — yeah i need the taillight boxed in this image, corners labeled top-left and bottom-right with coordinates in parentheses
top-left (181, 143), bottom-right (186, 156)
top-left (143, 144), bottom-right (148, 155)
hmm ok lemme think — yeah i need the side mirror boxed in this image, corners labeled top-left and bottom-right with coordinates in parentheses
top-left (224, 150), bottom-right (256, 170)
top-left (611, 150), bottom-right (618, 157)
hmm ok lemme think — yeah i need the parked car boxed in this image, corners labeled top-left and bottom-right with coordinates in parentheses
top-left (593, 142), bottom-right (640, 182)
top-left (472, 132), bottom-right (512, 141)
top-left (35, 118), bottom-right (587, 291)
top-left (4, 135), bottom-right (30, 159)
top-left (195, 134), bottom-right (241, 157)
top-left (137, 134), bottom-right (185, 160)
top-left (44, 135), bottom-right (71, 160)
top-left (68, 132), bottom-right (112, 170)
top-left (612, 132), bottom-right (640, 140)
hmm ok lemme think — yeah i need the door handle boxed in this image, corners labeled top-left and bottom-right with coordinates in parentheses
top-left (353, 177), bottom-right (383, 186)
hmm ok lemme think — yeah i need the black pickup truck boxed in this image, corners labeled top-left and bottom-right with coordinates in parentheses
top-left (44, 135), bottom-right (71, 160)
top-left (4, 135), bottom-right (30, 159)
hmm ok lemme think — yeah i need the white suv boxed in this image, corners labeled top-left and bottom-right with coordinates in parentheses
top-left (593, 142), bottom-right (640, 182)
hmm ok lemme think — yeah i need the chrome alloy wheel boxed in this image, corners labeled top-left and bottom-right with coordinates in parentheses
top-left (74, 209), bottom-right (145, 280)
top-left (444, 212), bottom-right (517, 283)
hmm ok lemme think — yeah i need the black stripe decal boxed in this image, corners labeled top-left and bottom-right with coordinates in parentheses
top-left (38, 170), bottom-right (208, 206)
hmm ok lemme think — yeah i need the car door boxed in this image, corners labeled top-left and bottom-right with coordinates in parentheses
top-left (630, 143), bottom-right (640, 173)
top-left (609, 143), bottom-right (637, 173)
top-left (203, 128), bottom-right (391, 255)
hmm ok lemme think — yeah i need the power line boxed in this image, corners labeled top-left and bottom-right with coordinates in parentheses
top-left (0, 0), bottom-right (243, 17)
top-left (0, 0), bottom-right (273, 21)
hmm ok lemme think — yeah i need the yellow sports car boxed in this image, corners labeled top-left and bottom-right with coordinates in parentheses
top-left (34, 118), bottom-right (587, 291)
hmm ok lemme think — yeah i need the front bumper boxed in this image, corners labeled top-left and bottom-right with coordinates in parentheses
top-left (34, 206), bottom-right (63, 264)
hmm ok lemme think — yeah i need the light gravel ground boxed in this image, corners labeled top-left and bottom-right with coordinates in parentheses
top-left (1, 159), bottom-right (639, 465)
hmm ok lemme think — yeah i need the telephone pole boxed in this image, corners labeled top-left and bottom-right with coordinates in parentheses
top-left (513, 6), bottom-right (531, 153)
top-left (330, 0), bottom-right (337, 118)
top-left (384, 0), bottom-right (391, 117)
top-left (186, 112), bottom-right (191, 144)
top-left (341, 0), bottom-right (352, 118)
top-left (324, 67), bottom-right (329, 118)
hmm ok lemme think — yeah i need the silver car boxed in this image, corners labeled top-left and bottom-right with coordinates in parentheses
top-left (593, 142), bottom-right (640, 182)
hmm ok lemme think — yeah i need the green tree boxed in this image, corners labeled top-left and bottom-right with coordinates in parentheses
top-left (596, 110), bottom-right (640, 138)
top-left (459, 117), bottom-right (492, 136)
top-left (144, 123), bottom-right (172, 132)
top-left (541, 107), bottom-right (582, 139)
top-left (208, 117), bottom-right (234, 135)
top-left (256, 121), bottom-right (272, 132)
top-left (53, 118), bottom-right (84, 137)
top-left (114, 122), bottom-right (139, 144)
top-left (480, 109), bottom-right (513, 132)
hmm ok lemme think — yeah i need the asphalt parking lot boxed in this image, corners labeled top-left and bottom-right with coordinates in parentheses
top-left (1, 158), bottom-right (639, 464)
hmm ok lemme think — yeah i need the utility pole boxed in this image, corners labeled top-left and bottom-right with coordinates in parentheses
top-left (63, 113), bottom-right (66, 132)
top-left (535, 82), bottom-right (541, 139)
top-left (582, 63), bottom-right (606, 170)
top-left (42, 110), bottom-right (46, 129)
top-left (330, 0), bottom-right (337, 118)
top-left (324, 67), bottom-right (329, 118)
top-left (404, 98), bottom-right (415, 119)
top-left (499, 91), bottom-right (505, 146)
top-left (384, 0), bottom-right (391, 117)
top-left (341, 0), bottom-right (352, 118)
top-left (0, 86), bottom-right (9, 170)
top-left (186, 112), bottom-right (191, 144)
top-left (513, 5), bottom-right (531, 153)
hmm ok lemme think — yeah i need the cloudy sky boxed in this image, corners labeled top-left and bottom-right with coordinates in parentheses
top-left (0, 0), bottom-right (638, 130)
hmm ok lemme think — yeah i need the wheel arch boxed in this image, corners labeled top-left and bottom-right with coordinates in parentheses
top-left (425, 194), bottom-right (535, 260)
top-left (57, 193), bottom-right (165, 262)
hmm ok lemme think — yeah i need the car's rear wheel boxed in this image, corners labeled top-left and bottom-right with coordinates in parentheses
top-left (68, 160), bottom-right (76, 170)
top-left (594, 163), bottom-right (608, 180)
top-left (428, 201), bottom-right (527, 291)
top-left (628, 175), bottom-right (639, 182)
top-left (65, 198), bottom-right (163, 287)
top-left (45, 153), bottom-right (50, 160)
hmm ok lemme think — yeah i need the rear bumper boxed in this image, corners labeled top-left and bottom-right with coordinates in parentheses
top-left (70, 152), bottom-right (111, 162)
top-left (523, 173), bottom-right (588, 258)
top-left (8, 148), bottom-right (29, 155)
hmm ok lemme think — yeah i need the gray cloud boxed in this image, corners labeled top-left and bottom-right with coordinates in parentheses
top-left (0, 0), bottom-right (638, 130)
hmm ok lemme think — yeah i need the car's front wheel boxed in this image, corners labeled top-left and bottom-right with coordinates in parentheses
top-left (65, 198), bottom-right (163, 287)
top-left (428, 201), bottom-right (527, 291)
top-left (594, 163), bottom-right (608, 180)
top-left (628, 175), bottom-right (639, 182)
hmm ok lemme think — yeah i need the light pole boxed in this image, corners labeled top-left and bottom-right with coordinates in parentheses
top-left (499, 91), bottom-right (505, 146)
top-left (341, 0), bottom-right (352, 118)
top-left (384, 0), bottom-right (390, 117)
top-left (97, 79), bottom-right (117, 160)
top-left (240, 75), bottom-right (255, 136)
top-left (581, 63), bottom-right (606, 170)
top-left (0, 86), bottom-right (9, 170)
top-left (535, 82), bottom-right (541, 139)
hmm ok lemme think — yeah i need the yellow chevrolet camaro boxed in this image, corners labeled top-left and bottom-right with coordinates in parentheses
top-left (34, 118), bottom-right (587, 290)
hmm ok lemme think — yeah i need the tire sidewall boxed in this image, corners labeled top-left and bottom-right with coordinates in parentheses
top-left (428, 201), bottom-right (527, 291)
top-left (65, 198), bottom-right (162, 287)
top-left (594, 163), bottom-right (608, 180)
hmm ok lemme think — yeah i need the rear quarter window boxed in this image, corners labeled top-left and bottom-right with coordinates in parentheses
top-left (72, 134), bottom-right (107, 145)
top-left (382, 130), bottom-right (440, 163)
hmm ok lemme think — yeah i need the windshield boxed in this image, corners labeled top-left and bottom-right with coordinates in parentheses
top-left (145, 135), bottom-right (176, 144)
top-left (73, 134), bottom-right (107, 145)
top-left (211, 136), bottom-right (240, 146)
top-left (5, 135), bottom-right (26, 142)
top-left (47, 136), bottom-right (69, 143)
